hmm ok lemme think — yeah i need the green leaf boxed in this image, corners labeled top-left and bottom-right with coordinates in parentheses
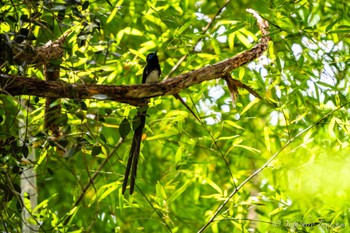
top-left (168, 181), bottom-right (190, 203)
top-left (119, 118), bottom-right (131, 139)
top-left (106, 1), bottom-right (123, 24)
top-left (91, 146), bottom-right (101, 156)
top-left (22, 145), bottom-right (28, 158)
top-left (240, 98), bottom-right (260, 115)
top-left (307, 13), bottom-right (320, 27)
top-left (98, 184), bottom-right (117, 202)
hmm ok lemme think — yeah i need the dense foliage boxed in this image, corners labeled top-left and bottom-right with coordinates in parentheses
top-left (0, 0), bottom-right (349, 232)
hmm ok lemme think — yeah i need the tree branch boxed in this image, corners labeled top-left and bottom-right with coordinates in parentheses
top-left (0, 29), bottom-right (70, 67)
top-left (0, 9), bottom-right (269, 106)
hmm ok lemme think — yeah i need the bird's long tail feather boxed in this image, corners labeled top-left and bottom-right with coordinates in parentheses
top-left (122, 110), bottom-right (146, 194)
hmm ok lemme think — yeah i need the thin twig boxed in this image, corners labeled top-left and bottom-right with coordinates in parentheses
top-left (169, 0), bottom-right (233, 137)
top-left (165, 0), bottom-right (232, 79)
top-left (62, 138), bottom-right (124, 226)
top-left (137, 188), bottom-right (173, 233)
top-left (197, 101), bottom-right (350, 232)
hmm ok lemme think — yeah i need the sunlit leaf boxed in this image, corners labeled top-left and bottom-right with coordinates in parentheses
top-left (240, 98), bottom-right (260, 115)
top-left (168, 181), bottom-right (190, 203)
top-left (106, 1), bottom-right (123, 24)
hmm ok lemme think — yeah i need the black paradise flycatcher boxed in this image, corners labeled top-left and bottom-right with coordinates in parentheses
top-left (122, 52), bottom-right (161, 194)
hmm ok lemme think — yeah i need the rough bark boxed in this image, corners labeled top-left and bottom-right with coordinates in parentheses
top-left (0, 9), bottom-right (270, 106)
top-left (0, 38), bottom-right (269, 106)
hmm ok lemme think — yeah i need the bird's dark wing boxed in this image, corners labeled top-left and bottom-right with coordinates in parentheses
top-left (142, 64), bottom-right (149, 84)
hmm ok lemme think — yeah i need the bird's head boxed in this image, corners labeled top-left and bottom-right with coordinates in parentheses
top-left (146, 52), bottom-right (159, 64)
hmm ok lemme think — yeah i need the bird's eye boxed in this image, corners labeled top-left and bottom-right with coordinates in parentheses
top-left (147, 54), bottom-right (153, 59)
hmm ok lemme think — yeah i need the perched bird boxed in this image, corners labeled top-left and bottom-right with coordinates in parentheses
top-left (122, 52), bottom-right (161, 194)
